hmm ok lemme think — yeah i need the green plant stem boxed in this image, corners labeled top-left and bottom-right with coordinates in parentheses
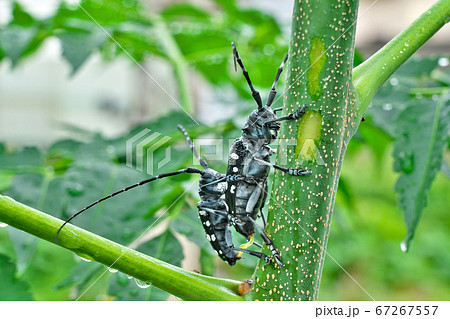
top-left (150, 14), bottom-right (194, 114)
top-left (251, 0), bottom-right (359, 301)
top-left (0, 195), bottom-right (243, 301)
top-left (353, 0), bottom-right (450, 118)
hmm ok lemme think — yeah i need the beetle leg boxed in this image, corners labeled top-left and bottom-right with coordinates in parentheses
top-left (248, 217), bottom-right (284, 267)
top-left (252, 156), bottom-right (311, 176)
top-left (234, 247), bottom-right (270, 264)
top-left (236, 234), bottom-right (254, 258)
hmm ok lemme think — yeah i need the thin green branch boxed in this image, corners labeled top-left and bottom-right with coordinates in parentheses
top-left (150, 14), bottom-right (194, 114)
top-left (0, 195), bottom-right (243, 301)
top-left (353, 0), bottom-right (450, 117)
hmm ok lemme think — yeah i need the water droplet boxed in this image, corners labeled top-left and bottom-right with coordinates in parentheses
top-left (108, 268), bottom-right (118, 273)
top-left (438, 57), bottom-right (449, 67)
top-left (121, 228), bottom-right (134, 241)
top-left (389, 77), bottom-right (398, 86)
top-left (368, 102), bottom-right (373, 108)
top-left (396, 151), bottom-right (414, 173)
top-left (0, 223), bottom-right (8, 228)
top-left (134, 278), bottom-right (151, 289)
top-left (77, 253), bottom-right (93, 262)
top-left (383, 103), bottom-right (393, 111)
top-left (67, 182), bottom-right (84, 196)
top-left (127, 275), bottom-right (133, 279)
top-left (400, 239), bottom-right (408, 252)
top-left (404, 42), bottom-right (409, 47)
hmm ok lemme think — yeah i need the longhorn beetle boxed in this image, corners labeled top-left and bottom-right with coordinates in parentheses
top-left (56, 125), bottom-right (270, 266)
top-left (225, 42), bottom-right (311, 266)
top-left (56, 42), bottom-right (311, 267)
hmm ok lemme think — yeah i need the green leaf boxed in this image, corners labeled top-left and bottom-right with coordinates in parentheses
top-left (0, 228), bottom-right (16, 260)
top-left (108, 271), bottom-right (169, 301)
top-left (62, 163), bottom-right (155, 244)
top-left (368, 57), bottom-right (444, 136)
top-left (170, 208), bottom-right (214, 254)
top-left (353, 48), bottom-right (365, 67)
top-left (22, 241), bottom-right (77, 300)
top-left (107, 229), bottom-right (183, 300)
top-left (54, 260), bottom-right (102, 291)
top-left (0, 254), bottom-right (33, 300)
top-left (53, 0), bottom-right (150, 27)
top-left (393, 92), bottom-right (450, 250)
top-left (5, 228), bottom-right (38, 276)
top-left (136, 229), bottom-right (184, 267)
top-left (0, 25), bottom-right (37, 66)
top-left (4, 174), bottom-right (45, 275)
top-left (11, 2), bottom-right (35, 27)
top-left (0, 146), bottom-right (43, 170)
top-left (161, 3), bottom-right (211, 21)
top-left (431, 67), bottom-right (450, 86)
top-left (199, 249), bottom-right (214, 276)
top-left (58, 31), bottom-right (108, 74)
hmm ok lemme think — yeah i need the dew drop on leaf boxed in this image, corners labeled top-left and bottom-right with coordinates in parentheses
top-left (389, 77), bottom-right (398, 86)
top-left (67, 182), bottom-right (84, 196)
top-left (108, 267), bottom-right (118, 273)
top-left (400, 239), bottom-right (408, 252)
top-left (383, 103), bottom-right (393, 111)
top-left (396, 151), bottom-right (414, 173)
top-left (79, 256), bottom-right (92, 262)
top-left (0, 223), bottom-right (8, 228)
top-left (134, 278), bottom-right (151, 289)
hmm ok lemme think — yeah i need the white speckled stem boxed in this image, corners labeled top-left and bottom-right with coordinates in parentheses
top-left (251, 0), bottom-right (359, 301)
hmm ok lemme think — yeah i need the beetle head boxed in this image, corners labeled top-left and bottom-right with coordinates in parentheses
top-left (242, 106), bottom-right (279, 144)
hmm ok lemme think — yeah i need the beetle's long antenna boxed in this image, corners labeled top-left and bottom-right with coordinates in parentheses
top-left (266, 54), bottom-right (288, 108)
top-left (55, 167), bottom-right (203, 243)
top-left (231, 42), bottom-right (263, 109)
top-left (177, 124), bottom-right (208, 169)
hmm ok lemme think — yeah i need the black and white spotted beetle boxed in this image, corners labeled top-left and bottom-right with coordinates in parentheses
top-left (55, 42), bottom-right (311, 267)
top-left (56, 124), bottom-right (270, 266)
top-left (224, 42), bottom-right (311, 266)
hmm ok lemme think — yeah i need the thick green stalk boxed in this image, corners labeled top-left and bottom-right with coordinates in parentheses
top-left (251, 0), bottom-right (450, 301)
top-left (251, 0), bottom-right (359, 301)
top-left (353, 0), bottom-right (450, 118)
top-left (0, 195), bottom-right (243, 301)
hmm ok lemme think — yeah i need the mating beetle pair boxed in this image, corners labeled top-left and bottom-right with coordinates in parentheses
top-left (56, 42), bottom-right (311, 267)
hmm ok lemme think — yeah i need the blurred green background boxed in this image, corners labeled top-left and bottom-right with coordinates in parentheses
top-left (0, 0), bottom-right (449, 301)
